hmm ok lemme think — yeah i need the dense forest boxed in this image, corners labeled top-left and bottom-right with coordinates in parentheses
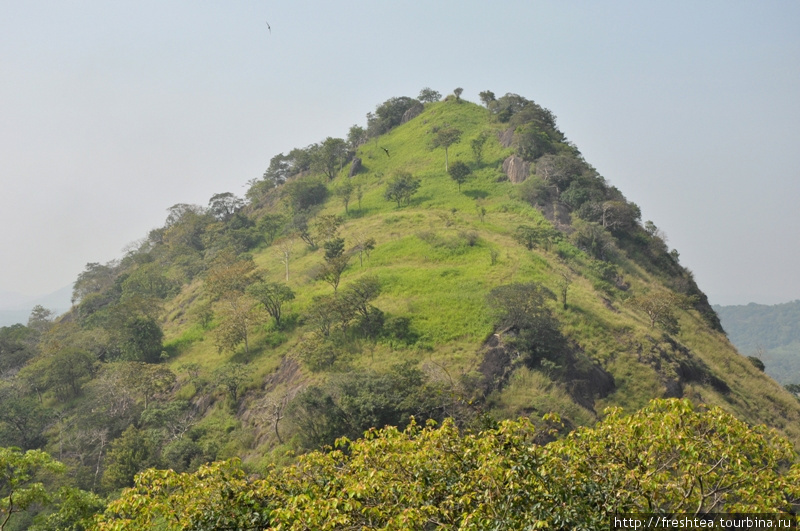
top-left (2, 89), bottom-right (800, 529)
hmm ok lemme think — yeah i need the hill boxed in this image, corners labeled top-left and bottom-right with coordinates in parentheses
top-left (2, 89), bottom-right (800, 528)
top-left (715, 300), bottom-right (800, 384)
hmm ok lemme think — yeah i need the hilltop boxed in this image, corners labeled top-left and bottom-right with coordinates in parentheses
top-left (2, 89), bottom-right (800, 519)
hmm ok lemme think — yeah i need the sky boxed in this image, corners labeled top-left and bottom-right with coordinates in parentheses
top-left (1, 1), bottom-right (798, 308)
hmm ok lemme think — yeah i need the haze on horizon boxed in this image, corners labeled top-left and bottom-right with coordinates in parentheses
top-left (1, 1), bottom-right (798, 307)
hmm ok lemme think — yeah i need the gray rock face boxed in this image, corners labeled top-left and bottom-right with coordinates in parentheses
top-left (497, 127), bottom-right (515, 148)
top-left (401, 103), bottom-right (423, 124)
top-left (502, 155), bottom-right (530, 183)
top-left (348, 157), bottom-right (362, 177)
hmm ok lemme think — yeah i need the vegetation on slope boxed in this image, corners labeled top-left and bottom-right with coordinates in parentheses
top-left (1, 87), bottom-right (799, 528)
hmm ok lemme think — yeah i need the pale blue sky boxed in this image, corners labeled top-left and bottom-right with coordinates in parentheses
top-left (1, 1), bottom-right (798, 306)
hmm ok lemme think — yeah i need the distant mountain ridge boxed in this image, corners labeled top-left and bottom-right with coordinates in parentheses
top-left (715, 300), bottom-right (800, 384)
top-left (0, 285), bottom-right (72, 326)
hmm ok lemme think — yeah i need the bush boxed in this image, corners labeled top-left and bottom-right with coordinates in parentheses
top-left (281, 176), bottom-right (328, 211)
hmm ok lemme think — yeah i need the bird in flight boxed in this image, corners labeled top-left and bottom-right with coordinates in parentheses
top-left (266, 21), bottom-right (271, 34)
top-left (382, 147), bottom-right (390, 158)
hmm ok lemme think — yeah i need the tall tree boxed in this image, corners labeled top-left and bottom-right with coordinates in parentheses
top-left (247, 281), bottom-right (295, 329)
top-left (335, 179), bottom-right (354, 214)
top-left (312, 137), bottom-right (348, 181)
top-left (207, 192), bottom-right (244, 221)
top-left (431, 127), bottom-right (462, 171)
top-left (470, 131), bottom-right (490, 164)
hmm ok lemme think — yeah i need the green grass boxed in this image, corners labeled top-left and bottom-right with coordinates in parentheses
top-left (153, 97), bottom-right (800, 454)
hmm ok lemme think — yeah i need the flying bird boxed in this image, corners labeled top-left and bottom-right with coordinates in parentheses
top-left (382, 147), bottom-right (390, 158)
top-left (266, 21), bottom-right (271, 34)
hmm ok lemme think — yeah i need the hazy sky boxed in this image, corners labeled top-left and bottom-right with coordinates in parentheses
top-left (1, 1), bottom-right (798, 306)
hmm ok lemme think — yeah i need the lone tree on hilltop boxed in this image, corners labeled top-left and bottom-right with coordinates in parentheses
top-left (417, 87), bottom-right (441, 103)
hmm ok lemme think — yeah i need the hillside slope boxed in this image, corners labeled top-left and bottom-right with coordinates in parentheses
top-left (3, 91), bottom-right (800, 500)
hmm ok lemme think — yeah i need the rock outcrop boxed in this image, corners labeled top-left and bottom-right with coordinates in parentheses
top-left (502, 155), bottom-right (530, 183)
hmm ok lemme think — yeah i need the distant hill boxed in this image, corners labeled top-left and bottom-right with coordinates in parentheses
top-left (715, 300), bottom-right (800, 384)
top-left (0, 285), bottom-right (72, 326)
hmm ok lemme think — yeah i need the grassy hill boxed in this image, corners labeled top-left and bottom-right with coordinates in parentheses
top-left (3, 91), bottom-right (800, 514)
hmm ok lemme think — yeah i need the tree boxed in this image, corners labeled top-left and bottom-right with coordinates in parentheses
top-left (22, 348), bottom-right (95, 400)
top-left (72, 261), bottom-right (119, 305)
top-left (384, 172), bottom-right (421, 207)
top-left (447, 160), bottom-right (471, 191)
top-left (119, 316), bottom-right (163, 363)
top-left (356, 183), bottom-right (363, 210)
top-left (207, 192), bottom-right (244, 221)
top-left (312, 137), bottom-right (348, 181)
top-left (334, 179), bottom-right (354, 214)
top-left (369, 96), bottom-right (419, 136)
top-left (0, 391), bottom-right (49, 450)
top-left (93, 399), bottom-right (800, 530)
top-left (0, 447), bottom-right (65, 531)
top-left (0, 324), bottom-right (36, 376)
top-left (470, 130), bottom-right (490, 164)
top-left (204, 253), bottom-right (259, 301)
top-left (553, 399), bottom-right (800, 515)
top-left (431, 127), bottom-right (462, 171)
top-left (352, 233), bottom-right (376, 267)
top-left (340, 276), bottom-right (383, 337)
top-left (263, 152), bottom-right (292, 186)
top-left (277, 237), bottom-right (293, 281)
top-left (487, 282), bottom-right (566, 367)
top-left (316, 255), bottom-right (349, 293)
top-left (101, 426), bottom-right (159, 491)
top-left (453, 87), bottom-right (464, 102)
top-left (213, 363), bottom-right (249, 403)
top-left (256, 213), bottom-right (285, 245)
top-left (281, 175), bottom-right (328, 212)
top-left (557, 272), bottom-right (572, 310)
top-left (26, 305), bottom-right (54, 335)
top-left (417, 87), bottom-right (441, 103)
top-left (600, 199), bottom-right (641, 231)
top-left (479, 90), bottom-right (496, 107)
top-left (347, 125), bottom-right (367, 149)
top-left (214, 293), bottom-right (264, 354)
top-left (514, 222), bottom-right (559, 251)
top-left (247, 281), bottom-right (294, 328)
top-left (313, 214), bottom-right (342, 242)
top-left (626, 290), bottom-right (692, 334)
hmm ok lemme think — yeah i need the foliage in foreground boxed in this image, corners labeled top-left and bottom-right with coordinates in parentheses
top-left (93, 399), bottom-right (800, 530)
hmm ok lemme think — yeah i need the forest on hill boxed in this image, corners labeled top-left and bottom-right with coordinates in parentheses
top-left (715, 300), bottom-right (800, 385)
top-left (2, 88), bottom-right (800, 529)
